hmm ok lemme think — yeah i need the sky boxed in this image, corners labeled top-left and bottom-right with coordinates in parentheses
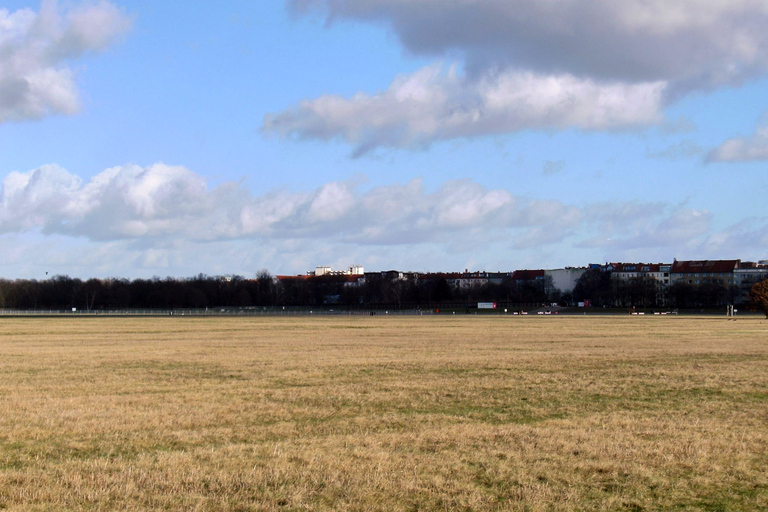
top-left (1, 0), bottom-right (767, 279)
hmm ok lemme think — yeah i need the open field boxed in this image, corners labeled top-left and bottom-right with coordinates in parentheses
top-left (0, 317), bottom-right (766, 511)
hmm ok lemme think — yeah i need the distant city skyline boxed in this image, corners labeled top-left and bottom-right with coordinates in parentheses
top-left (1, 1), bottom-right (767, 279)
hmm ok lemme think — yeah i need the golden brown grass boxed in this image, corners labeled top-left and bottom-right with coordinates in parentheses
top-left (0, 316), bottom-right (766, 511)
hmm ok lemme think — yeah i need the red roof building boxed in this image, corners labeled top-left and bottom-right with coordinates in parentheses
top-left (511, 269), bottom-right (546, 281)
top-left (670, 260), bottom-right (740, 286)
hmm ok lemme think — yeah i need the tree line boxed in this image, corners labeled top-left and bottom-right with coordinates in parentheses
top-left (0, 272), bottom-right (553, 311)
top-left (0, 273), bottom-right (278, 311)
top-left (0, 269), bottom-right (765, 311)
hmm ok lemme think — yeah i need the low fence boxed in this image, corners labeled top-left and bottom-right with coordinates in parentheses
top-left (1, 307), bottom-right (752, 317)
top-left (0, 308), bottom-right (437, 317)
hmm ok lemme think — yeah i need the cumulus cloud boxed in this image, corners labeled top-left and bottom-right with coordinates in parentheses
top-left (0, 164), bottom-right (540, 245)
top-left (0, 164), bottom-right (524, 242)
top-left (707, 125), bottom-right (768, 162)
top-left (0, 0), bottom-right (131, 123)
top-left (3, 163), bottom-right (757, 276)
top-left (1, 163), bottom-right (729, 261)
top-left (269, 0), bottom-right (768, 154)
top-left (264, 65), bottom-right (665, 156)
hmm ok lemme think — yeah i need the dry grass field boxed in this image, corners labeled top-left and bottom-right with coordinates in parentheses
top-left (0, 316), bottom-right (766, 511)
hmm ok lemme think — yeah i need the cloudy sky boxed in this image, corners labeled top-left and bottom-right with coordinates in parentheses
top-left (1, 0), bottom-right (767, 279)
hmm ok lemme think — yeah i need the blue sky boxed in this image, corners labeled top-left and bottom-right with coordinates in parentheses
top-left (1, 0), bottom-right (767, 279)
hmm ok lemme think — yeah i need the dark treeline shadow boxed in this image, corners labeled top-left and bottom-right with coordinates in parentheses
top-left (0, 269), bottom-right (757, 311)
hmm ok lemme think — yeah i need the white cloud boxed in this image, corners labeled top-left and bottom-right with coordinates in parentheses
top-left (308, 181), bottom-right (356, 222)
top-left (0, 164), bottom-right (83, 230)
top-left (1, 164), bottom-right (212, 239)
top-left (0, 0), bottom-right (131, 123)
top-left (264, 65), bottom-right (665, 156)
top-left (274, 0), bottom-right (768, 153)
top-left (707, 125), bottom-right (768, 162)
top-left (1, 163), bottom-right (759, 276)
top-left (1, 162), bottom-right (725, 250)
top-left (0, 164), bottom-right (558, 245)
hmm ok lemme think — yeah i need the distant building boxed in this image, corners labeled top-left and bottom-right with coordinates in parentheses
top-left (511, 269), bottom-right (546, 282)
top-left (734, 262), bottom-right (768, 304)
top-left (415, 272), bottom-right (460, 288)
top-left (670, 260), bottom-right (739, 287)
top-left (669, 259), bottom-right (739, 306)
top-left (308, 265), bottom-right (364, 277)
top-left (455, 270), bottom-right (493, 290)
top-left (608, 263), bottom-right (672, 307)
top-left (546, 267), bottom-right (586, 295)
top-left (273, 258), bottom-right (767, 308)
top-left (610, 263), bottom-right (671, 286)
